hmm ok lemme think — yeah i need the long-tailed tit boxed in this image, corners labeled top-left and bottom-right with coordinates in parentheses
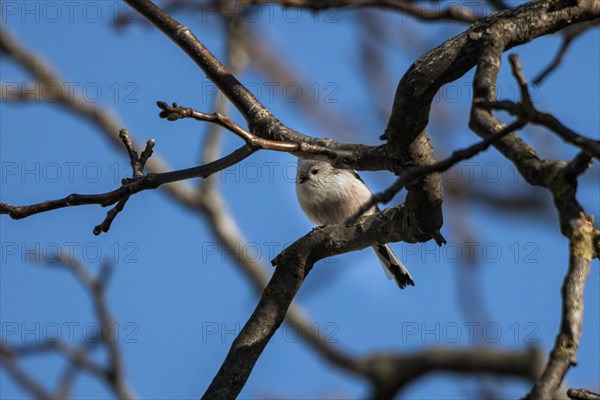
top-left (296, 159), bottom-right (415, 289)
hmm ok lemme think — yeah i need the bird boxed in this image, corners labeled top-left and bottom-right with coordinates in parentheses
top-left (295, 159), bottom-right (415, 289)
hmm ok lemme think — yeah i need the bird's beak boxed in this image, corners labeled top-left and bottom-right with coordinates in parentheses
top-left (298, 175), bottom-right (308, 184)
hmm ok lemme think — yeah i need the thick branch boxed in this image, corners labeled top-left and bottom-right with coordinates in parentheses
top-left (386, 0), bottom-right (600, 156)
top-left (466, 27), bottom-right (597, 400)
top-left (385, 0), bottom-right (600, 240)
top-left (201, 2), bottom-right (600, 397)
top-left (362, 347), bottom-right (544, 398)
top-left (203, 205), bottom-right (415, 398)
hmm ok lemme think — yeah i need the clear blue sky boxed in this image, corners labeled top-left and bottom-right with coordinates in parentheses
top-left (1, 2), bottom-right (598, 399)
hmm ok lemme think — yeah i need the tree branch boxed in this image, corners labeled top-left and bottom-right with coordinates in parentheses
top-left (525, 213), bottom-right (595, 400)
top-left (0, 145), bottom-right (253, 220)
top-left (483, 101), bottom-right (600, 160)
top-left (567, 388), bottom-right (600, 400)
top-left (201, 2), bottom-right (600, 397)
top-left (379, 0), bottom-right (599, 246)
top-left (239, 0), bottom-right (482, 23)
top-left (0, 345), bottom-right (52, 400)
top-left (362, 346), bottom-right (544, 398)
top-left (0, 25), bottom-right (203, 211)
top-left (122, 0), bottom-right (387, 170)
top-left (364, 117), bottom-right (527, 220)
top-left (157, 101), bottom-right (349, 157)
top-left (533, 20), bottom-right (600, 85)
top-left (203, 205), bottom-right (416, 398)
top-left (480, 53), bottom-right (600, 160)
top-left (92, 130), bottom-right (156, 235)
top-left (466, 23), bottom-right (597, 400)
top-left (1, 255), bottom-right (136, 400)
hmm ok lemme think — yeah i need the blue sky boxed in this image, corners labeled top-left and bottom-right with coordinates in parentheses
top-left (1, 2), bottom-right (599, 399)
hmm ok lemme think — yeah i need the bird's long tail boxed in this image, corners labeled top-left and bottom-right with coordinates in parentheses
top-left (372, 244), bottom-right (415, 289)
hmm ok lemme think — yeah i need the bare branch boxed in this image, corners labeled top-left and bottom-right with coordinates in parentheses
top-left (239, 0), bottom-right (482, 23)
top-left (0, 145), bottom-right (254, 220)
top-left (361, 346), bottom-right (544, 398)
top-left (364, 119), bottom-right (527, 221)
top-left (471, 50), bottom-right (589, 236)
top-left (200, 2), bottom-right (600, 396)
top-left (157, 101), bottom-right (346, 157)
top-left (202, 204), bottom-right (419, 398)
top-left (568, 388), bottom-right (600, 400)
top-left (466, 27), bottom-right (597, 400)
top-left (52, 341), bottom-right (106, 379)
top-left (378, 0), bottom-right (600, 246)
top-left (93, 197), bottom-right (131, 235)
top-left (531, 114), bottom-right (600, 160)
top-left (0, 344), bottom-right (53, 400)
top-left (533, 20), bottom-right (600, 85)
top-left (1, 21), bottom-right (359, 398)
top-left (486, 100), bottom-right (600, 160)
top-left (477, 53), bottom-right (600, 160)
top-left (385, 0), bottom-right (600, 143)
top-left (35, 255), bottom-right (136, 400)
top-left (0, 25), bottom-right (203, 212)
top-left (508, 54), bottom-right (532, 107)
top-left (54, 365), bottom-right (78, 400)
top-left (525, 213), bottom-right (596, 400)
top-left (122, 0), bottom-right (390, 171)
top-left (92, 131), bottom-right (157, 235)
top-left (3, 1), bottom-right (599, 398)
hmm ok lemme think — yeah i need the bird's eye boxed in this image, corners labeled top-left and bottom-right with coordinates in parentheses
top-left (311, 169), bottom-right (318, 175)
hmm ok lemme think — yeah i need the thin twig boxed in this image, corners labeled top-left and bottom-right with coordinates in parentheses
top-left (0, 26), bottom-right (207, 222)
top-left (372, 119), bottom-right (526, 208)
top-left (0, 344), bottom-right (53, 400)
top-left (0, 145), bottom-right (254, 220)
top-left (157, 101), bottom-right (355, 157)
top-left (239, 0), bottom-right (482, 23)
top-left (533, 21), bottom-right (600, 85)
top-left (93, 131), bottom-right (157, 235)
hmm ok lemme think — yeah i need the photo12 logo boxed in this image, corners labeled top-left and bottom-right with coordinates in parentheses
top-left (1, 161), bottom-right (135, 184)
top-left (201, 321), bottom-right (339, 344)
top-left (201, 81), bottom-right (340, 105)
top-left (400, 321), bottom-right (539, 344)
top-left (400, 240), bottom-right (540, 265)
top-left (1, 81), bottom-right (140, 104)
top-left (1, 321), bottom-right (140, 344)
top-left (1, 2), bottom-right (139, 24)
top-left (199, 241), bottom-right (339, 264)
top-left (1, 241), bottom-right (140, 265)
top-left (219, 161), bottom-right (298, 184)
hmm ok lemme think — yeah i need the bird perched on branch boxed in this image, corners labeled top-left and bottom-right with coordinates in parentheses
top-left (296, 159), bottom-right (414, 289)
